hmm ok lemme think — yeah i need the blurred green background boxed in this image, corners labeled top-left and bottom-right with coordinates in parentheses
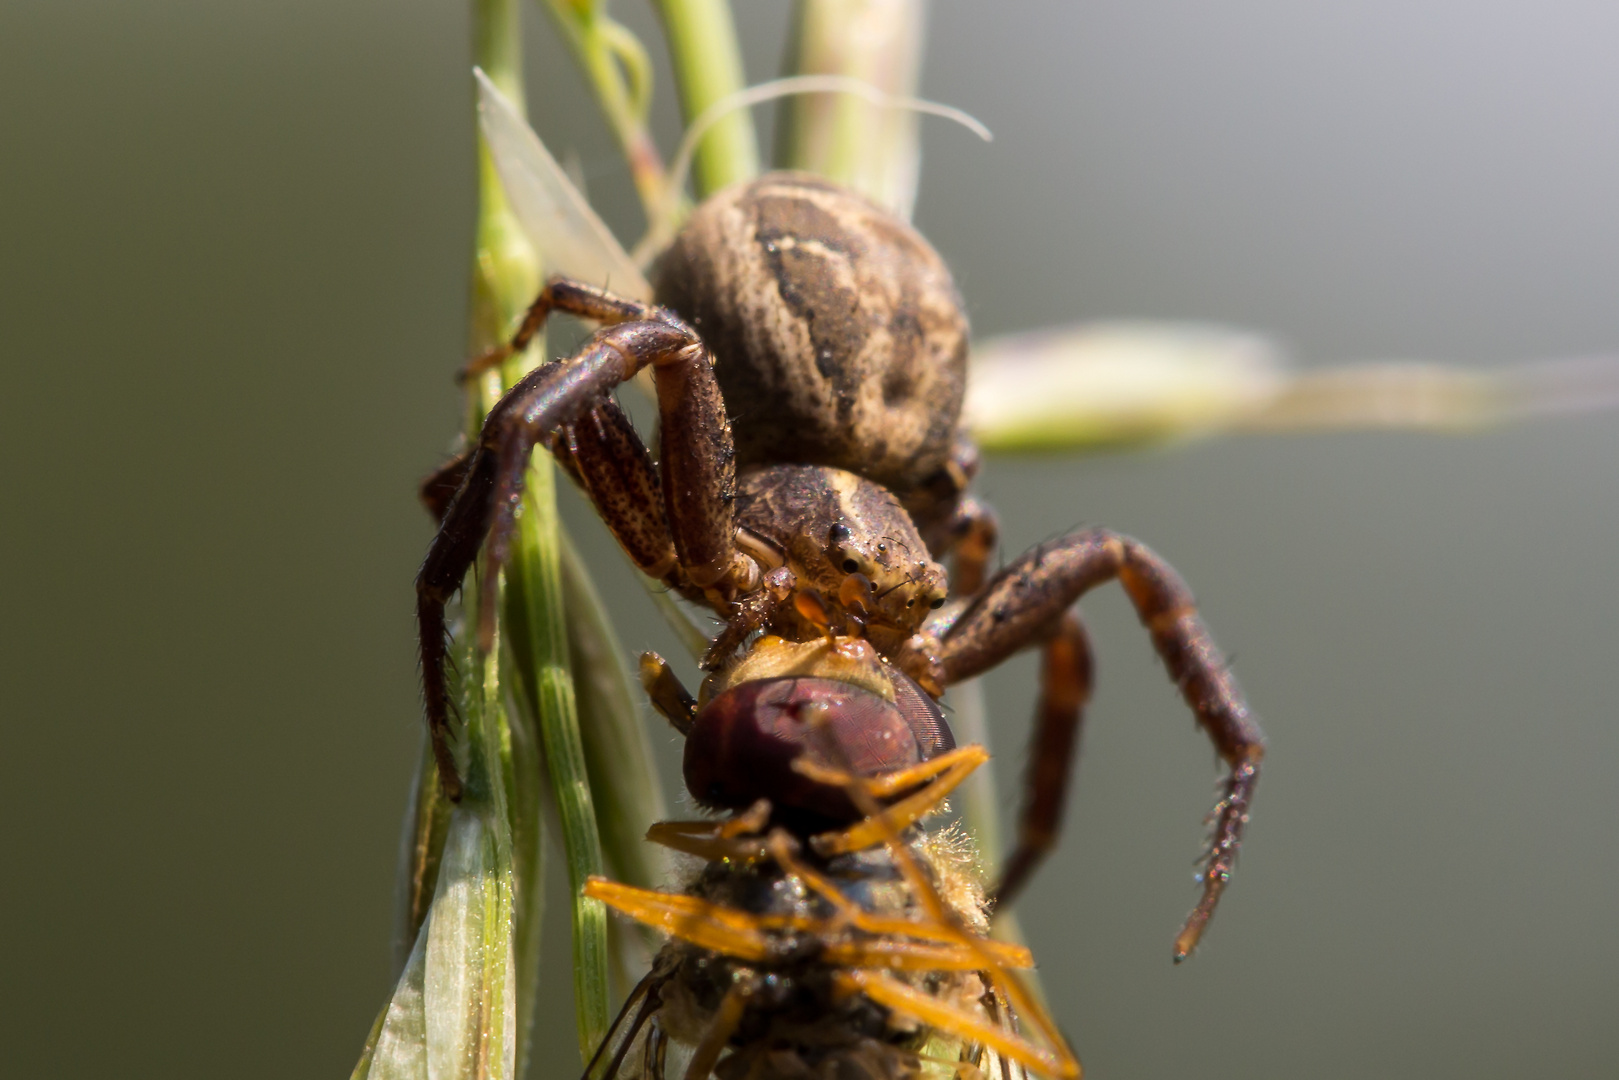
top-left (4, 2), bottom-right (1617, 1077)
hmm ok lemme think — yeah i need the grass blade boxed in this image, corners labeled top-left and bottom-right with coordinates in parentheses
top-left (560, 531), bottom-right (670, 892)
top-left (476, 70), bottom-right (651, 299)
top-left (503, 456), bottom-right (611, 1060)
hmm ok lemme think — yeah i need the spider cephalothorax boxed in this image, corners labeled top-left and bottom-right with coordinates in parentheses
top-left (728, 464), bottom-right (949, 656)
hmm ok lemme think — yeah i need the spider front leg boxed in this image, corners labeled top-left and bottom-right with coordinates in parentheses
top-left (937, 529), bottom-right (1265, 960)
top-left (990, 610), bottom-right (1094, 911)
top-left (456, 276), bottom-right (650, 383)
top-left (421, 397), bottom-right (680, 577)
top-left (416, 280), bottom-right (748, 800)
top-left (938, 495), bottom-right (999, 598)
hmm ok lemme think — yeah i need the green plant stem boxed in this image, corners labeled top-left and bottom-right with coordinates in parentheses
top-left (505, 461), bottom-right (610, 1061)
top-left (542, 1), bottom-right (668, 221)
top-left (560, 531), bottom-right (670, 892)
top-left (652, 0), bottom-right (757, 197)
top-left (474, 0), bottom-right (525, 106)
top-left (472, 4), bottom-right (553, 1075)
top-left (473, 0), bottom-right (609, 1065)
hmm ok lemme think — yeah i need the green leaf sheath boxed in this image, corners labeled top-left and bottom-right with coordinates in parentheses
top-left (560, 532), bottom-right (671, 892)
top-left (506, 459), bottom-right (611, 1060)
top-left (475, 0), bottom-right (607, 1066)
top-left (358, 632), bottom-right (523, 1080)
top-left (395, 731), bottom-right (453, 967)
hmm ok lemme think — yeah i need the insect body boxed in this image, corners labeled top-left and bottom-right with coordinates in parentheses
top-left (416, 173), bottom-right (1265, 982)
top-left (591, 633), bottom-right (1072, 1080)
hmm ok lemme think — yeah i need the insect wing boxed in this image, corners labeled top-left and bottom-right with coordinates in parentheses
top-left (970, 1049), bottom-right (1032, 1080)
top-left (978, 997), bottom-right (1036, 1080)
top-left (579, 964), bottom-right (677, 1080)
top-left (474, 68), bottom-right (653, 300)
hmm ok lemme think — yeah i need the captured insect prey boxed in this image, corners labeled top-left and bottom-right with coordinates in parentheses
top-left (591, 636), bottom-right (1071, 1080)
top-left (412, 173), bottom-right (1267, 1076)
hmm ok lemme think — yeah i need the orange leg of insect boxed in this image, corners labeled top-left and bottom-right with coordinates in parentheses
top-left (681, 975), bottom-right (755, 1080)
top-left (644, 800), bottom-right (775, 860)
top-left (719, 802), bottom-right (772, 838)
top-left (642, 826), bottom-right (771, 863)
top-left (585, 878), bottom-right (775, 963)
top-left (762, 830), bottom-right (861, 927)
top-left (762, 831), bottom-right (1034, 969)
top-left (808, 742), bottom-right (989, 801)
top-left (802, 737), bottom-right (1076, 1077)
top-left (820, 937), bottom-right (1031, 972)
top-left (834, 970), bottom-right (1080, 1080)
top-left (804, 745), bottom-right (990, 857)
top-left (588, 874), bottom-right (1031, 972)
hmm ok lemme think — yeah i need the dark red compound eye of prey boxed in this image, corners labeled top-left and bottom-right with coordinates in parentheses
top-left (684, 673), bottom-right (954, 823)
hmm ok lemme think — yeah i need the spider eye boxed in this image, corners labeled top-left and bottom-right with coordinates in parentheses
top-left (842, 558), bottom-right (859, 573)
top-left (929, 598), bottom-right (946, 609)
top-left (828, 523), bottom-right (852, 544)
